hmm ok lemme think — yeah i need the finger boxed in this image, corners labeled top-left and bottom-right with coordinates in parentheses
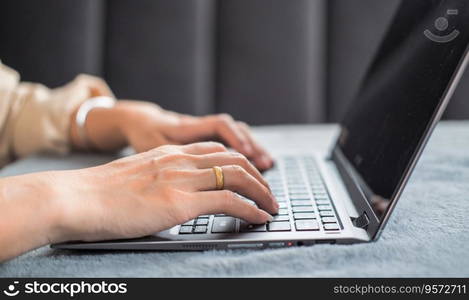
top-left (237, 122), bottom-right (274, 170)
top-left (192, 152), bottom-right (270, 189)
top-left (172, 115), bottom-right (252, 157)
top-left (216, 115), bottom-right (253, 155)
top-left (75, 74), bottom-right (115, 97)
top-left (180, 142), bottom-right (228, 155)
top-left (189, 191), bottom-right (273, 224)
top-left (187, 166), bottom-right (278, 214)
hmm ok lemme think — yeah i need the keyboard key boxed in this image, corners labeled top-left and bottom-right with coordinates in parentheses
top-left (179, 226), bottom-right (193, 234)
top-left (277, 209), bottom-right (289, 215)
top-left (268, 222), bottom-right (291, 231)
top-left (193, 225), bottom-right (208, 233)
top-left (198, 215), bottom-right (210, 219)
top-left (271, 191), bottom-right (285, 196)
top-left (312, 190), bottom-right (326, 195)
top-left (239, 222), bottom-right (267, 232)
top-left (324, 223), bottom-right (340, 231)
top-left (183, 220), bottom-right (195, 226)
top-left (291, 200), bottom-right (313, 206)
top-left (320, 211), bottom-right (335, 217)
top-left (288, 184), bottom-right (307, 189)
top-left (275, 196), bottom-right (287, 202)
top-left (313, 192), bottom-right (328, 197)
top-left (290, 195), bottom-right (311, 201)
top-left (293, 213), bottom-right (316, 220)
top-left (289, 188), bottom-right (308, 194)
top-left (316, 200), bottom-right (330, 205)
top-left (288, 191), bottom-right (311, 199)
top-left (321, 217), bottom-right (337, 223)
top-left (317, 205), bottom-right (332, 211)
top-left (278, 202), bottom-right (288, 209)
top-left (272, 215), bottom-right (290, 222)
top-left (212, 217), bottom-right (237, 233)
top-left (311, 187), bottom-right (325, 191)
top-left (292, 206), bottom-right (314, 213)
top-left (195, 218), bottom-right (209, 225)
top-left (295, 220), bottom-right (320, 231)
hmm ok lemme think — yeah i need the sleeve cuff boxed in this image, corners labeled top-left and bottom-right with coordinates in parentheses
top-left (12, 74), bottom-right (114, 158)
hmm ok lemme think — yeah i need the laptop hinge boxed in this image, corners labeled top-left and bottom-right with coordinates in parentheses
top-left (351, 212), bottom-right (370, 229)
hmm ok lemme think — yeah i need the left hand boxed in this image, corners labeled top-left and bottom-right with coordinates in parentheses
top-left (114, 101), bottom-right (274, 170)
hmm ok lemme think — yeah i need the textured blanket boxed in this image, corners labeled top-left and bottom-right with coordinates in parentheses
top-left (1, 122), bottom-right (468, 277)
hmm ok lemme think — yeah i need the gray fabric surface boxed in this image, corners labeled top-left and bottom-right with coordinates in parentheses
top-left (0, 122), bottom-right (469, 277)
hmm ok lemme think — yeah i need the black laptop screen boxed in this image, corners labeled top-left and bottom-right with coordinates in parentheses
top-left (336, 0), bottom-right (469, 220)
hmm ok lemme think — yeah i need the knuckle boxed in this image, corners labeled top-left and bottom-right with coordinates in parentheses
top-left (230, 152), bottom-right (249, 165)
top-left (172, 152), bottom-right (194, 161)
top-left (229, 164), bottom-right (245, 175)
top-left (159, 145), bottom-right (178, 153)
top-left (217, 113), bottom-right (233, 124)
top-left (221, 190), bottom-right (236, 207)
top-left (228, 165), bottom-right (249, 184)
top-left (160, 153), bottom-right (193, 164)
top-left (237, 121), bottom-right (249, 129)
top-left (149, 145), bottom-right (173, 156)
top-left (208, 141), bottom-right (227, 152)
top-left (150, 157), bottom-right (160, 166)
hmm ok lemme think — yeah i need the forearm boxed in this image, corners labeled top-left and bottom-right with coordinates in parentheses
top-left (0, 173), bottom-right (62, 262)
top-left (0, 166), bottom-right (122, 262)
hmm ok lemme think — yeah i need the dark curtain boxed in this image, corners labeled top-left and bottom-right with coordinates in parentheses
top-left (1, 0), bottom-right (468, 124)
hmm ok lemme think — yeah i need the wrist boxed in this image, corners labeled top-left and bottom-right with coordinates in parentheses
top-left (78, 101), bottom-right (128, 151)
top-left (46, 168), bottom-right (107, 243)
top-left (0, 172), bottom-right (65, 248)
top-left (111, 100), bottom-right (147, 133)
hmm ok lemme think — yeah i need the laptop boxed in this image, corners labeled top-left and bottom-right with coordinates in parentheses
top-left (53, 0), bottom-right (469, 250)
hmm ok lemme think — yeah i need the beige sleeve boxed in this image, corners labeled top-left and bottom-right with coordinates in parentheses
top-left (0, 63), bottom-right (113, 166)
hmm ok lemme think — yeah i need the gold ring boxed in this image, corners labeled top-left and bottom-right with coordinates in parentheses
top-left (212, 166), bottom-right (224, 190)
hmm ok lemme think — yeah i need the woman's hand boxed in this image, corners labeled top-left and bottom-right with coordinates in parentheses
top-left (117, 101), bottom-right (274, 170)
top-left (0, 142), bottom-right (277, 261)
top-left (52, 142), bottom-right (277, 242)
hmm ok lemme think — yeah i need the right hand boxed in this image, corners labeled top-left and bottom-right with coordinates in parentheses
top-left (50, 142), bottom-right (278, 243)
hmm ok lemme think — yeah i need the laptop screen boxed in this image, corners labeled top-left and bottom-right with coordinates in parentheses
top-left (336, 0), bottom-right (469, 220)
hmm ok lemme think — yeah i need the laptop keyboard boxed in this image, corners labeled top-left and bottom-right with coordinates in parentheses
top-left (178, 156), bottom-right (341, 234)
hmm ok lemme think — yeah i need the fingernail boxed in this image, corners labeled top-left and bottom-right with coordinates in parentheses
top-left (270, 194), bottom-right (279, 206)
top-left (262, 156), bottom-right (272, 167)
top-left (274, 204), bottom-right (279, 215)
top-left (259, 209), bottom-right (273, 221)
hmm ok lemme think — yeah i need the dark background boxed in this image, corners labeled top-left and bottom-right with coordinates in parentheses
top-left (1, 0), bottom-right (468, 125)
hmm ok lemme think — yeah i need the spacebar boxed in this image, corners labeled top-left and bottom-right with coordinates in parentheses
top-left (212, 217), bottom-right (237, 233)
